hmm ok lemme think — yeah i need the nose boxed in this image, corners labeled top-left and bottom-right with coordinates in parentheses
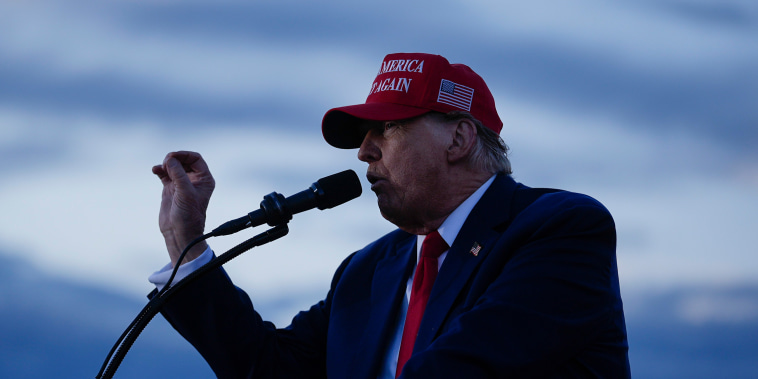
top-left (357, 129), bottom-right (381, 163)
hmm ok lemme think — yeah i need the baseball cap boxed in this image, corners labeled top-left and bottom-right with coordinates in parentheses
top-left (322, 52), bottom-right (503, 149)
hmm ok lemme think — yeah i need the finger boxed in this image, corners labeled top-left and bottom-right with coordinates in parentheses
top-left (165, 151), bottom-right (214, 195)
top-left (164, 157), bottom-right (193, 191)
top-left (152, 164), bottom-right (171, 185)
top-left (152, 164), bottom-right (167, 177)
top-left (166, 151), bottom-right (210, 175)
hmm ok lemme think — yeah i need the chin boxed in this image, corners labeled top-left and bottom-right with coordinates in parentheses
top-left (377, 203), bottom-right (400, 225)
top-left (378, 207), bottom-right (414, 232)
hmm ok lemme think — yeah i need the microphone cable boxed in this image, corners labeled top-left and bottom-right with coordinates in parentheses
top-left (95, 169), bottom-right (361, 378)
top-left (96, 225), bottom-right (289, 379)
top-left (95, 231), bottom-right (208, 379)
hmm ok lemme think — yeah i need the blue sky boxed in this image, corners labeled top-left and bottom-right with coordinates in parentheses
top-left (0, 0), bottom-right (757, 375)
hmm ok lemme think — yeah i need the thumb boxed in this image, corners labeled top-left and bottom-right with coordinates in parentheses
top-left (165, 157), bottom-right (193, 192)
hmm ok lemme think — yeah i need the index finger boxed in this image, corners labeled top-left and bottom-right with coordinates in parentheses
top-left (164, 151), bottom-right (210, 174)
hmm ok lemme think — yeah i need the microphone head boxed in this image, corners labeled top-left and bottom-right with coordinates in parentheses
top-left (314, 169), bottom-right (363, 209)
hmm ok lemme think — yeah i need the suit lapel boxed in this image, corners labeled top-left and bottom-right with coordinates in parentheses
top-left (349, 233), bottom-right (416, 379)
top-left (412, 174), bottom-right (519, 352)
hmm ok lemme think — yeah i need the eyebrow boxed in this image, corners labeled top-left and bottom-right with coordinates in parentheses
top-left (357, 120), bottom-right (382, 133)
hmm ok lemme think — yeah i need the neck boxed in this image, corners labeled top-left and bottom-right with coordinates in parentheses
top-left (398, 170), bottom-right (493, 235)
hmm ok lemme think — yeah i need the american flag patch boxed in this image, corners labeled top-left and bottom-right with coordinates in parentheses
top-left (437, 79), bottom-right (474, 111)
top-left (470, 242), bottom-right (482, 256)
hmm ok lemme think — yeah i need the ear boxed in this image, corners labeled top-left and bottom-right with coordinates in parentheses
top-left (446, 118), bottom-right (477, 164)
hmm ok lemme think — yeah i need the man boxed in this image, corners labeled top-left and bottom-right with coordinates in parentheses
top-left (150, 53), bottom-right (631, 378)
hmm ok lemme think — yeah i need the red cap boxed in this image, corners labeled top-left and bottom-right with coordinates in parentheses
top-left (322, 53), bottom-right (503, 149)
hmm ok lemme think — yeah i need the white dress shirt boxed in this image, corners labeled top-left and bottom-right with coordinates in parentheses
top-left (377, 174), bottom-right (495, 378)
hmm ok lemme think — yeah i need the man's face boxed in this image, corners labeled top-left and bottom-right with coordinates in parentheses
top-left (357, 114), bottom-right (453, 231)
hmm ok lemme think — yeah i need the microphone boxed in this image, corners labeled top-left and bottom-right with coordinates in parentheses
top-left (211, 169), bottom-right (362, 236)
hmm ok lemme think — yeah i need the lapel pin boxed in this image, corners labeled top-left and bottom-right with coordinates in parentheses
top-left (469, 242), bottom-right (482, 257)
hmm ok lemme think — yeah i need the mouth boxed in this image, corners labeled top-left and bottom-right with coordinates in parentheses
top-left (366, 172), bottom-right (386, 191)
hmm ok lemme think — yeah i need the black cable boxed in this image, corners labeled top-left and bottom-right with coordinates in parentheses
top-left (161, 233), bottom-right (213, 295)
top-left (96, 224), bottom-right (289, 379)
top-left (95, 233), bottom-right (210, 379)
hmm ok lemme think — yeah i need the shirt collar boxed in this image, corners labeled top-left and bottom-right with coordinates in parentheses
top-left (417, 174), bottom-right (497, 250)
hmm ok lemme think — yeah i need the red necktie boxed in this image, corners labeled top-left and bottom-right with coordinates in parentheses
top-left (396, 230), bottom-right (449, 377)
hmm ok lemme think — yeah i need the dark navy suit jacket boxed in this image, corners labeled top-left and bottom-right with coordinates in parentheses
top-left (157, 174), bottom-right (631, 378)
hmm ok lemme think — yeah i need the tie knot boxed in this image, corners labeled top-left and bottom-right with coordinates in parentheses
top-left (421, 230), bottom-right (448, 259)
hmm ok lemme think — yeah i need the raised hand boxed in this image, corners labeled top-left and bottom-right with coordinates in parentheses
top-left (152, 151), bottom-right (215, 266)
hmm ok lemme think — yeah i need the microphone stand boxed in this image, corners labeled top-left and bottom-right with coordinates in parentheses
top-left (96, 223), bottom-right (290, 379)
top-left (96, 169), bottom-right (361, 379)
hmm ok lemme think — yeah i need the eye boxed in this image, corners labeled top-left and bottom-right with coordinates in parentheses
top-left (384, 121), bottom-right (399, 132)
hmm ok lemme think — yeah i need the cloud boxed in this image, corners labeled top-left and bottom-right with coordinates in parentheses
top-left (1, 6), bottom-right (757, 377)
top-left (1, 0), bottom-right (754, 155)
top-left (4, 250), bottom-right (757, 378)
top-left (677, 290), bottom-right (758, 325)
top-left (624, 283), bottom-right (758, 377)
top-left (0, 0), bottom-right (756, 314)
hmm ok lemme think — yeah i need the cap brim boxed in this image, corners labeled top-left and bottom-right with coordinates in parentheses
top-left (322, 102), bottom-right (431, 149)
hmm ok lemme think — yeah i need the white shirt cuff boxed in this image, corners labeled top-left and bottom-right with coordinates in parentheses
top-left (148, 245), bottom-right (214, 291)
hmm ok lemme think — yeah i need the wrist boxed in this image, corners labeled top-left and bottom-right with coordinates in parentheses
top-left (162, 230), bottom-right (208, 267)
